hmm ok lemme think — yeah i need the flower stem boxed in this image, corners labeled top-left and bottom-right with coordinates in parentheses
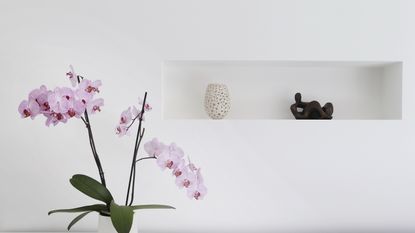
top-left (77, 75), bottom-right (106, 187)
top-left (125, 92), bottom-right (147, 206)
top-left (135, 156), bottom-right (156, 163)
top-left (84, 110), bottom-right (106, 187)
top-left (128, 155), bottom-right (157, 205)
top-left (80, 116), bottom-right (87, 126)
top-left (129, 128), bottom-right (147, 206)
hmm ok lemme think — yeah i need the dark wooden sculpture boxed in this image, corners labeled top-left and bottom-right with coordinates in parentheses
top-left (290, 93), bottom-right (333, 120)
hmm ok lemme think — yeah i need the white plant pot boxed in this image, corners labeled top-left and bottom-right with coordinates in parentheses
top-left (98, 214), bottom-right (138, 233)
top-left (204, 83), bottom-right (231, 119)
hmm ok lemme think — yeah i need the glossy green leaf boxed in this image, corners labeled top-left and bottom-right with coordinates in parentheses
top-left (67, 211), bottom-right (92, 230)
top-left (110, 201), bottom-right (134, 233)
top-left (70, 174), bottom-right (113, 204)
top-left (48, 204), bottom-right (108, 215)
top-left (131, 204), bottom-right (175, 210)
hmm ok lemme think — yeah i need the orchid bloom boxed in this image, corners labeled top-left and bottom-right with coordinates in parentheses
top-left (142, 138), bottom-right (207, 200)
top-left (87, 98), bottom-right (104, 114)
top-left (79, 79), bottom-right (101, 94)
top-left (115, 124), bottom-right (128, 137)
top-left (115, 107), bottom-right (133, 137)
top-left (66, 65), bottom-right (78, 87)
top-left (119, 107), bottom-right (132, 125)
top-left (156, 143), bottom-right (184, 170)
top-left (144, 138), bottom-right (166, 157)
top-left (18, 99), bottom-right (40, 119)
top-left (187, 169), bottom-right (207, 200)
top-left (45, 112), bottom-right (67, 126)
top-left (18, 66), bottom-right (103, 126)
top-left (138, 97), bottom-right (152, 112)
top-left (175, 165), bottom-right (196, 188)
top-left (29, 85), bottom-right (50, 112)
top-left (115, 96), bottom-right (152, 137)
top-left (48, 87), bottom-right (74, 114)
top-left (187, 181), bottom-right (207, 200)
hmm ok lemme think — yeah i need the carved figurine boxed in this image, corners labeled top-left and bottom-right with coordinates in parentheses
top-left (290, 93), bottom-right (333, 120)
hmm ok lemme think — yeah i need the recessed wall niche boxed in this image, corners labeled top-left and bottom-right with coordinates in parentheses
top-left (162, 61), bottom-right (402, 120)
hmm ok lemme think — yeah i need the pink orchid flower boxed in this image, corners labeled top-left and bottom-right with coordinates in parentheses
top-left (18, 99), bottom-right (40, 119)
top-left (119, 107), bottom-right (132, 125)
top-left (87, 98), bottom-right (104, 114)
top-left (187, 182), bottom-right (207, 200)
top-left (45, 111), bottom-right (67, 126)
top-left (115, 107), bottom-right (136, 137)
top-left (156, 145), bottom-right (184, 170)
top-left (75, 89), bottom-right (93, 106)
top-left (48, 87), bottom-right (74, 114)
top-left (186, 169), bottom-right (207, 200)
top-left (79, 79), bottom-right (101, 94)
top-left (167, 143), bottom-right (184, 157)
top-left (175, 165), bottom-right (196, 189)
top-left (29, 85), bottom-right (50, 112)
top-left (115, 124), bottom-right (129, 137)
top-left (144, 138), bottom-right (166, 157)
top-left (172, 162), bottom-right (187, 177)
top-left (66, 65), bottom-right (78, 87)
top-left (138, 97), bottom-right (152, 112)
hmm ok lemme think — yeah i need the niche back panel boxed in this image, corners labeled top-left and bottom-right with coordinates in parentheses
top-left (162, 61), bottom-right (402, 120)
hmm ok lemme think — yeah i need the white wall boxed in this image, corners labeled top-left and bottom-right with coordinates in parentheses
top-left (1, 0), bottom-right (415, 232)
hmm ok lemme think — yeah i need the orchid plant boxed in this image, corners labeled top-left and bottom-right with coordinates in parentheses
top-left (18, 66), bottom-right (207, 233)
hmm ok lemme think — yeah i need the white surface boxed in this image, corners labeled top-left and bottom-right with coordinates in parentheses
top-left (163, 61), bottom-right (402, 119)
top-left (1, 0), bottom-right (415, 232)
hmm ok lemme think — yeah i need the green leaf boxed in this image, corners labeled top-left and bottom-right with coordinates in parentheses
top-left (131, 204), bottom-right (175, 210)
top-left (67, 211), bottom-right (92, 230)
top-left (70, 174), bottom-right (113, 204)
top-left (110, 201), bottom-right (134, 233)
top-left (48, 204), bottom-right (108, 215)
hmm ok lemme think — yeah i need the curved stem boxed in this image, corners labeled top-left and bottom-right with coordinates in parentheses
top-left (135, 156), bottom-right (156, 163)
top-left (130, 155), bottom-right (156, 202)
top-left (129, 140), bottom-right (156, 206)
top-left (128, 156), bottom-right (156, 205)
top-left (126, 115), bottom-right (139, 131)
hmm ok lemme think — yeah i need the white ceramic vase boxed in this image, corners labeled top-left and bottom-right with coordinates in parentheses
top-left (98, 214), bottom-right (138, 233)
top-left (204, 83), bottom-right (231, 119)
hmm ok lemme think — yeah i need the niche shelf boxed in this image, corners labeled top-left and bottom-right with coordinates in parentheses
top-left (162, 61), bottom-right (402, 120)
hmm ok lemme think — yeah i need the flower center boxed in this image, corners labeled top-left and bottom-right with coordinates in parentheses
top-left (120, 117), bottom-right (127, 124)
top-left (43, 102), bottom-right (50, 111)
top-left (68, 109), bottom-right (76, 117)
top-left (23, 109), bottom-right (31, 117)
top-left (174, 170), bottom-right (182, 177)
top-left (93, 106), bottom-right (101, 112)
top-left (166, 160), bottom-right (174, 169)
top-left (86, 86), bottom-right (99, 93)
top-left (66, 72), bottom-right (73, 78)
top-left (56, 113), bottom-right (64, 120)
top-left (116, 126), bottom-right (122, 134)
top-left (183, 179), bottom-right (190, 188)
top-left (194, 191), bottom-right (201, 200)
